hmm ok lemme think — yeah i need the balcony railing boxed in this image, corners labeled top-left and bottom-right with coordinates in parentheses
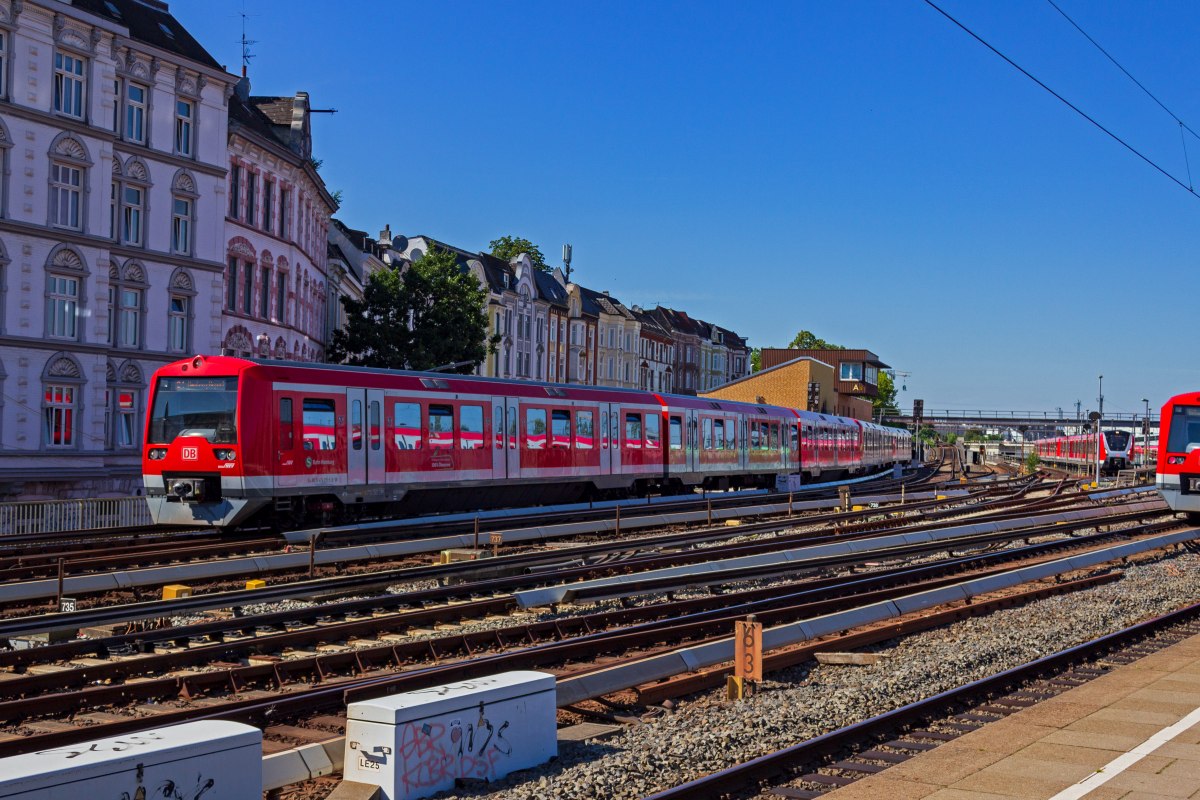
top-left (0, 496), bottom-right (152, 536)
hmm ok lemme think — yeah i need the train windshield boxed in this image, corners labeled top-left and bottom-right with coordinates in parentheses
top-left (149, 376), bottom-right (238, 444)
top-left (1105, 431), bottom-right (1130, 450)
top-left (1166, 405), bottom-right (1200, 454)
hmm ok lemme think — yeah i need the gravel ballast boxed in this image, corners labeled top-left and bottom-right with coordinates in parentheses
top-left (431, 551), bottom-right (1200, 800)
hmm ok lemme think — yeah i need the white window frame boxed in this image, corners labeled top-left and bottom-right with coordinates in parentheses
top-left (44, 383), bottom-right (77, 448)
top-left (53, 51), bottom-right (85, 119)
top-left (47, 274), bottom-right (80, 340)
top-left (171, 196), bottom-right (192, 255)
top-left (168, 294), bottom-right (190, 353)
top-left (174, 98), bottom-right (193, 157)
top-left (124, 81), bottom-right (147, 144)
top-left (50, 162), bottom-right (83, 230)
top-left (117, 286), bottom-right (142, 348)
top-left (121, 185), bottom-right (143, 246)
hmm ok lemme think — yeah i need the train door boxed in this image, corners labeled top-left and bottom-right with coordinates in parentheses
top-left (346, 388), bottom-right (366, 487)
top-left (366, 389), bottom-right (384, 484)
top-left (491, 397), bottom-right (507, 477)
top-left (688, 408), bottom-right (700, 473)
top-left (505, 397), bottom-right (520, 477)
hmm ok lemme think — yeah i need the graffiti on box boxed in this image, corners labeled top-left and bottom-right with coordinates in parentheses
top-left (398, 705), bottom-right (513, 792)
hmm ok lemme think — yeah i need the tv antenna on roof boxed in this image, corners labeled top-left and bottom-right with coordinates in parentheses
top-left (238, 4), bottom-right (258, 78)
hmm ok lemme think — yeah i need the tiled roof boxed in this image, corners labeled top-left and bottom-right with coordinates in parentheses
top-left (250, 96), bottom-right (294, 126)
top-left (72, 0), bottom-right (221, 70)
top-left (534, 270), bottom-right (568, 307)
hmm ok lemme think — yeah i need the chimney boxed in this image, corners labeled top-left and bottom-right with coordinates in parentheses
top-left (235, 75), bottom-right (250, 101)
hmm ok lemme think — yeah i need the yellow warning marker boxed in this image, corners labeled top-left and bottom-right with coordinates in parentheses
top-left (162, 584), bottom-right (192, 600)
top-left (724, 519), bottom-right (742, 527)
top-left (936, 495), bottom-right (947, 501)
top-left (852, 505), bottom-right (864, 512)
top-left (245, 579), bottom-right (266, 590)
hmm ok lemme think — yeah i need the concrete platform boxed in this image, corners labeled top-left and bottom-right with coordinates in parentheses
top-left (826, 630), bottom-right (1200, 799)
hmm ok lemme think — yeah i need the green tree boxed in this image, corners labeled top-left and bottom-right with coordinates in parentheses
top-left (750, 348), bottom-right (762, 373)
top-left (873, 371), bottom-right (899, 419)
top-left (946, 433), bottom-right (958, 445)
top-left (328, 245), bottom-right (498, 372)
top-left (489, 236), bottom-right (549, 273)
top-left (788, 330), bottom-right (845, 350)
top-left (1024, 451), bottom-right (1040, 475)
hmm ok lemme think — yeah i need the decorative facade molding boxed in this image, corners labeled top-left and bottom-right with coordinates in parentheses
top-left (44, 353), bottom-right (84, 380)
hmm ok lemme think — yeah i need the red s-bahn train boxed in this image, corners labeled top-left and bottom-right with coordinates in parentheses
top-left (1156, 392), bottom-right (1200, 520)
top-left (142, 356), bottom-right (912, 528)
top-left (1033, 429), bottom-right (1133, 475)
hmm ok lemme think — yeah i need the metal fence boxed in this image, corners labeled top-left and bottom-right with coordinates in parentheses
top-left (0, 496), bottom-right (152, 536)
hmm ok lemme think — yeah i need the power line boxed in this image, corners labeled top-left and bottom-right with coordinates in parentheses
top-left (923, 0), bottom-right (1200, 201)
top-left (1046, 0), bottom-right (1200, 142)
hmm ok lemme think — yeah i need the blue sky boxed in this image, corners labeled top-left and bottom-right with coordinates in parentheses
top-left (173, 0), bottom-right (1200, 417)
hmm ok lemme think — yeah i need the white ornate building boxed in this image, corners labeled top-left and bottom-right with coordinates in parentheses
top-left (221, 79), bottom-right (336, 361)
top-left (0, 0), bottom-right (232, 499)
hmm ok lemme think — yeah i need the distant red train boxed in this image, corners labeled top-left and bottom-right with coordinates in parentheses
top-left (142, 357), bottom-right (912, 528)
top-left (1033, 430), bottom-right (1133, 475)
top-left (1156, 392), bottom-right (1200, 520)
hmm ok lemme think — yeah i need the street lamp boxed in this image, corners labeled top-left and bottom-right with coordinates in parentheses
top-left (1142, 398), bottom-right (1150, 468)
top-left (1096, 376), bottom-right (1103, 485)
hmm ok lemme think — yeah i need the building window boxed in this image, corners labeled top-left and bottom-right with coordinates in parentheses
top-left (229, 164), bottom-right (241, 219)
top-left (174, 99), bottom-right (193, 156)
top-left (246, 172), bottom-right (256, 227)
top-left (50, 163), bottom-right (82, 229)
top-left (111, 78), bottom-right (119, 131)
top-left (124, 83), bottom-right (147, 144)
top-left (0, 32), bottom-right (6, 99)
top-left (172, 197), bottom-right (191, 254)
top-left (279, 188), bottom-right (290, 238)
top-left (168, 295), bottom-right (189, 352)
top-left (121, 186), bottom-right (143, 245)
top-left (106, 285), bottom-right (116, 344)
top-left (53, 52), bottom-right (85, 118)
top-left (109, 180), bottom-right (117, 239)
top-left (226, 257), bottom-right (238, 311)
top-left (44, 384), bottom-right (76, 446)
top-left (118, 287), bottom-right (141, 347)
top-left (840, 362), bottom-right (863, 381)
top-left (109, 388), bottom-right (137, 448)
top-left (47, 275), bottom-right (79, 339)
top-left (276, 271), bottom-right (286, 321)
top-left (263, 179), bottom-right (274, 231)
top-left (260, 266), bottom-right (270, 318)
top-left (243, 262), bottom-right (253, 315)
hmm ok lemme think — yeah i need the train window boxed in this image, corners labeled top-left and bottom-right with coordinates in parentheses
top-left (713, 419), bottom-right (725, 449)
top-left (669, 416), bottom-right (683, 450)
top-left (552, 410), bottom-right (571, 448)
top-left (1167, 406), bottom-right (1200, 453)
top-left (351, 399), bottom-right (363, 451)
top-left (625, 413), bottom-right (642, 449)
top-left (769, 423), bottom-right (780, 449)
top-left (727, 418), bottom-right (737, 450)
top-left (601, 411), bottom-right (609, 449)
top-left (645, 414), bottom-right (660, 449)
top-left (702, 418), bottom-right (713, 449)
top-left (508, 405), bottom-right (517, 449)
top-left (394, 402), bottom-right (421, 450)
top-left (576, 410), bottom-right (594, 449)
top-left (494, 406), bottom-right (504, 449)
top-left (526, 408), bottom-right (547, 449)
top-left (460, 405), bottom-right (484, 450)
top-left (790, 424), bottom-right (799, 451)
top-left (302, 398), bottom-right (336, 451)
top-left (278, 398), bottom-right (294, 450)
top-left (369, 401), bottom-right (381, 451)
top-left (429, 405), bottom-right (454, 449)
top-left (749, 422), bottom-right (761, 450)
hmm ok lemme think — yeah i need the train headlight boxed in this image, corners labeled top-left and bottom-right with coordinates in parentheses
top-left (1168, 456), bottom-right (1185, 465)
top-left (214, 449), bottom-right (236, 461)
top-left (148, 448), bottom-right (167, 460)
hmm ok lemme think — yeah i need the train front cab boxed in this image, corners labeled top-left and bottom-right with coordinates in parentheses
top-left (143, 357), bottom-right (268, 527)
top-left (1157, 394), bottom-right (1200, 518)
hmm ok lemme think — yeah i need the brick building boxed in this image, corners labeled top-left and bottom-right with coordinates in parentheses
top-left (759, 348), bottom-right (889, 420)
top-left (701, 356), bottom-right (837, 414)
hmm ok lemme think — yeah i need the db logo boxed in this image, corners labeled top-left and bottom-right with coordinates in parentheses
top-left (182, 447), bottom-right (199, 460)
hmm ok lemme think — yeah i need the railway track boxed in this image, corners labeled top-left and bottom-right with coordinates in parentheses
top-left (0, 487), bottom-right (1174, 762)
top-left (649, 594), bottom-right (1200, 800)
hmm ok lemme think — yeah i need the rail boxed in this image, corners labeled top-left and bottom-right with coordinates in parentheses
top-left (0, 496), bottom-right (151, 536)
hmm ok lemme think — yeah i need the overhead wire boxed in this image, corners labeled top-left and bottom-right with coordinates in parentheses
top-left (923, 0), bottom-right (1200, 201)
